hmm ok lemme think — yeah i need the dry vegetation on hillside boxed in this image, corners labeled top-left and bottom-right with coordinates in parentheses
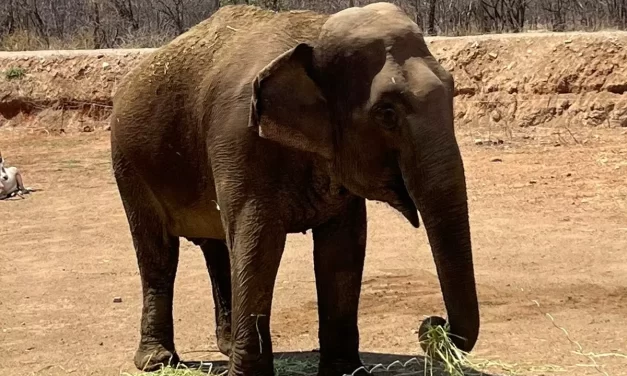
top-left (1, 0), bottom-right (626, 50)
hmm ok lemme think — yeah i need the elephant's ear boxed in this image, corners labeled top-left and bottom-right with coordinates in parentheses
top-left (248, 43), bottom-right (333, 159)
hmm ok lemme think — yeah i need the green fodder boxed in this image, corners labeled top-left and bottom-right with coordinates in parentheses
top-left (420, 322), bottom-right (472, 376)
top-left (123, 364), bottom-right (212, 376)
top-left (121, 357), bottom-right (319, 376)
top-left (122, 300), bottom-right (626, 376)
top-left (417, 322), bottom-right (560, 376)
top-left (417, 300), bottom-right (627, 376)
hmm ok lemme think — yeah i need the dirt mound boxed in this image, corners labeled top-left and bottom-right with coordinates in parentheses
top-left (0, 49), bottom-right (148, 133)
top-left (1, 32), bottom-right (626, 133)
top-left (427, 32), bottom-right (627, 129)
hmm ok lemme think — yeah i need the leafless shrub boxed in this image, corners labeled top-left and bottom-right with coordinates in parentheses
top-left (0, 0), bottom-right (626, 50)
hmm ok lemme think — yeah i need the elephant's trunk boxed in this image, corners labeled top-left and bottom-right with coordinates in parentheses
top-left (401, 133), bottom-right (479, 354)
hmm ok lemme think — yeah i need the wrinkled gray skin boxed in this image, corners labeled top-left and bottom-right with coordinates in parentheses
top-left (110, 3), bottom-right (479, 376)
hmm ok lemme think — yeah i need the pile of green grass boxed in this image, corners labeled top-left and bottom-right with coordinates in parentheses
top-left (123, 302), bottom-right (626, 376)
top-left (124, 365), bottom-right (211, 376)
top-left (416, 301), bottom-right (627, 376)
top-left (123, 358), bottom-right (318, 376)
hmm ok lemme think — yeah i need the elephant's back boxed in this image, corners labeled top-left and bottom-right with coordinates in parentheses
top-left (113, 5), bottom-right (329, 134)
top-left (110, 6), bottom-right (329, 237)
top-left (118, 5), bottom-right (328, 94)
top-left (111, 4), bottom-right (330, 168)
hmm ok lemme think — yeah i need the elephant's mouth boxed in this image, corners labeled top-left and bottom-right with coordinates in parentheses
top-left (388, 177), bottom-right (420, 228)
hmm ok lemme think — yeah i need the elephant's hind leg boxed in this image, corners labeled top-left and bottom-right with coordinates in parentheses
top-left (200, 239), bottom-right (233, 356)
top-left (131, 231), bottom-right (180, 371)
top-left (113, 153), bottom-right (181, 371)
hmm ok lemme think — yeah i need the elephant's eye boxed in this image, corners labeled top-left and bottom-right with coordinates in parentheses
top-left (374, 104), bottom-right (398, 129)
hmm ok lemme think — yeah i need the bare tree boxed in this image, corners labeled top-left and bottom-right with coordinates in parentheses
top-left (427, 0), bottom-right (437, 34)
top-left (23, 0), bottom-right (49, 45)
top-left (157, 0), bottom-right (184, 34)
top-left (2, 0), bottom-right (627, 51)
top-left (0, 0), bottom-right (17, 35)
top-left (110, 0), bottom-right (139, 30)
top-left (542, 0), bottom-right (568, 31)
top-left (90, 0), bottom-right (101, 48)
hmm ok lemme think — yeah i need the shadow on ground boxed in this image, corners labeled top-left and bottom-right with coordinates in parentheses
top-left (181, 351), bottom-right (499, 376)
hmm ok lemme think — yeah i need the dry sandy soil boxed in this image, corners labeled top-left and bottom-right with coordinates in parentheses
top-left (2, 122), bottom-right (626, 376)
top-left (1, 31), bottom-right (627, 376)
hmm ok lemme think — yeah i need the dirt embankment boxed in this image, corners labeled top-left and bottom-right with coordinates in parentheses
top-left (428, 32), bottom-right (627, 130)
top-left (1, 32), bottom-right (626, 134)
top-left (0, 49), bottom-right (149, 134)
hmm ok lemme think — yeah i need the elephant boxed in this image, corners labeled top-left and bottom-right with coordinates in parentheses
top-left (110, 3), bottom-right (480, 376)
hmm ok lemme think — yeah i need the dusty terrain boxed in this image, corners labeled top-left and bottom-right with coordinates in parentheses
top-left (1, 31), bottom-right (627, 376)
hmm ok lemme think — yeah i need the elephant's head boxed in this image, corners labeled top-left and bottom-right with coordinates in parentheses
top-left (248, 2), bottom-right (479, 354)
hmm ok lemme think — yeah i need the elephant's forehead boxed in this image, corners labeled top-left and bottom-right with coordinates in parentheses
top-left (319, 9), bottom-right (428, 59)
top-left (324, 1), bottom-right (407, 28)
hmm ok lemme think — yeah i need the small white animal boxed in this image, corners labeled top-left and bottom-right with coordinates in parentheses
top-left (0, 151), bottom-right (29, 200)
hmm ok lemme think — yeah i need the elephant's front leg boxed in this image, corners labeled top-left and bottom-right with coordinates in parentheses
top-left (312, 198), bottom-right (369, 376)
top-left (227, 214), bottom-right (287, 376)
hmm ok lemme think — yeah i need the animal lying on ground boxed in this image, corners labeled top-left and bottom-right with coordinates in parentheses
top-left (0, 152), bottom-right (30, 200)
top-left (111, 3), bottom-right (480, 376)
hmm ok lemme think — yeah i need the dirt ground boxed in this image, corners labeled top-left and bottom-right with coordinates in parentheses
top-left (1, 27), bottom-right (626, 376)
top-left (1, 119), bottom-right (626, 376)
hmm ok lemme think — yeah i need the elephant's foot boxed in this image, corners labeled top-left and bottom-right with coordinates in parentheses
top-left (227, 358), bottom-right (274, 376)
top-left (227, 349), bottom-right (274, 376)
top-left (134, 342), bottom-right (180, 371)
top-left (216, 323), bottom-right (232, 356)
top-left (318, 360), bottom-right (371, 376)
